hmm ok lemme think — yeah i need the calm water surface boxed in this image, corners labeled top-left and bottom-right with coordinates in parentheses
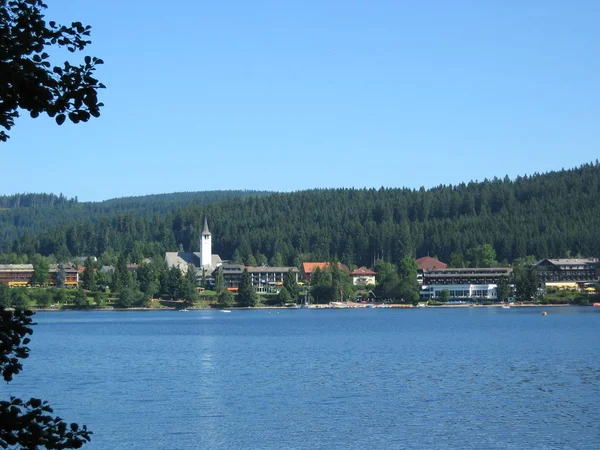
top-left (5, 307), bottom-right (600, 449)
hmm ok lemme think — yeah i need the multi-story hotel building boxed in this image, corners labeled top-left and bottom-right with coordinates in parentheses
top-left (531, 259), bottom-right (598, 285)
top-left (0, 264), bottom-right (79, 287)
top-left (215, 265), bottom-right (299, 293)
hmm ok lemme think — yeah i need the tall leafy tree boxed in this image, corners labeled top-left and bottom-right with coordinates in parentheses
top-left (11, 289), bottom-right (30, 308)
top-left (310, 266), bottom-right (330, 303)
top-left (512, 264), bottom-right (538, 302)
top-left (396, 257), bottom-right (420, 303)
top-left (496, 277), bottom-right (511, 303)
top-left (31, 257), bottom-right (49, 286)
top-left (467, 244), bottom-right (498, 267)
top-left (73, 288), bottom-right (89, 307)
top-left (374, 260), bottom-right (400, 297)
top-left (0, 0), bottom-right (105, 142)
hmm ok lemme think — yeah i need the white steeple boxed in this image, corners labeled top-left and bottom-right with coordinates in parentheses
top-left (200, 217), bottom-right (212, 268)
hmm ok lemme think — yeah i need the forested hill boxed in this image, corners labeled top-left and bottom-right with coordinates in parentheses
top-left (4, 163), bottom-right (600, 267)
top-left (0, 190), bottom-right (269, 245)
top-left (0, 193), bottom-right (76, 208)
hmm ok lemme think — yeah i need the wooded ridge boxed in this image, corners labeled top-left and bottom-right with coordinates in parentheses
top-left (2, 163), bottom-right (599, 267)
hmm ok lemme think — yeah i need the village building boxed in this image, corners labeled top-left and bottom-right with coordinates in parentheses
top-left (0, 264), bottom-right (33, 287)
top-left (420, 283), bottom-right (500, 301)
top-left (215, 264), bottom-right (300, 293)
top-left (415, 256), bottom-right (448, 284)
top-left (0, 263), bottom-right (79, 287)
top-left (301, 262), bottom-right (349, 281)
top-left (164, 218), bottom-right (222, 277)
top-left (48, 264), bottom-right (79, 287)
top-left (416, 256), bottom-right (448, 271)
top-left (350, 267), bottom-right (377, 286)
top-left (422, 267), bottom-right (511, 285)
top-left (419, 267), bottom-right (511, 301)
top-left (531, 258), bottom-right (598, 289)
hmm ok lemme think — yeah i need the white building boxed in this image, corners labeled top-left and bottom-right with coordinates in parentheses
top-left (350, 267), bottom-right (377, 286)
top-left (164, 218), bottom-right (222, 276)
top-left (420, 284), bottom-right (499, 301)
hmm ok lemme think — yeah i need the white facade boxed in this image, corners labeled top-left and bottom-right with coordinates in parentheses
top-left (164, 218), bottom-right (222, 277)
top-left (200, 218), bottom-right (212, 269)
top-left (420, 284), bottom-right (498, 300)
top-left (351, 274), bottom-right (376, 286)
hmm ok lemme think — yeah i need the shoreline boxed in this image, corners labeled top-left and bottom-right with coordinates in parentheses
top-left (27, 303), bottom-right (578, 312)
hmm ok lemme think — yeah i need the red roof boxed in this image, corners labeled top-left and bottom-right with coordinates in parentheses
top-left (350, 266), bottom-right (376, 276)
top-left (415, 256), bottom-right (447, 270)
top-left (302, 262), bottom-right (349, 273)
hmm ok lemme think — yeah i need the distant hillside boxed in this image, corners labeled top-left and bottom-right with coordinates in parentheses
top-left (0, 190), bottom-right (271, 246)
top-left (0, 193), bottom-right (76, 209)
top-left (5, 163), bottom-right (600, 267)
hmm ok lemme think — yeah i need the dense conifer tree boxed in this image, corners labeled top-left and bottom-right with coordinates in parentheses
top-left (238, 269), bottom-right (257, 307)
top-left (81, 257), bottom-right (96, 291)
top-left (56, 263), bottom-right (66, 288)
top-left (283, 270), bottom-right (299, 302)
top-left (214, 267), bottom-right (225, 293)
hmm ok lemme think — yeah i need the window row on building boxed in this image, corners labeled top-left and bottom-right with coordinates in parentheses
top-left (215, 265), bottom-right (300, 293)
top-left (0, 264), bottom-right (79, 287)
top-left (420, 284), bottom-right (499, 300)
top-left (531, 259), bottom-right (598, 283)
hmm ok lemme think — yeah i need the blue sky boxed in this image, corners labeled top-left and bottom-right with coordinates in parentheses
top-left (2, 0), bottom-right (599, 201)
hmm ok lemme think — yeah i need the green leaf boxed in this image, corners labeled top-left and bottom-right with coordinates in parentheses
top-left (56, 114), bottom-right (66, 125)
top-left (85, 55), bottom-right (91, 65)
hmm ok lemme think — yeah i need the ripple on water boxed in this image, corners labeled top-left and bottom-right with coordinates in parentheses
top-left (8, 308), bottom-right (600, 450)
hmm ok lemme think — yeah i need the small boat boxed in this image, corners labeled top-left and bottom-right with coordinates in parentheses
top-left (220, 309), bottom-right (231, 313)
top-left (179, 309), bottom-right (189, 312)
top-left (329, 302), bottom-right (348, 308)
top-left (501, 304), bottom-right (510, 309)
top-left (541, 311), bottom-right (547, 316)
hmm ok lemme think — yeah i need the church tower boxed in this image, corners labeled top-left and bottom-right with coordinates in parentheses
top-left (199, 218), bottom-right (212, 268)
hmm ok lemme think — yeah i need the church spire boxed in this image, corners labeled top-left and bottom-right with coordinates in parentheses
top-left (200, 217), bottom-right (212, 268)
top-left (202, 217), bottom-right (211, 236)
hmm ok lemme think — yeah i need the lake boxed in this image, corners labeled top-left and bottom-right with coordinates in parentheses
top-left (5, 307), bottom-right (600, 449)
